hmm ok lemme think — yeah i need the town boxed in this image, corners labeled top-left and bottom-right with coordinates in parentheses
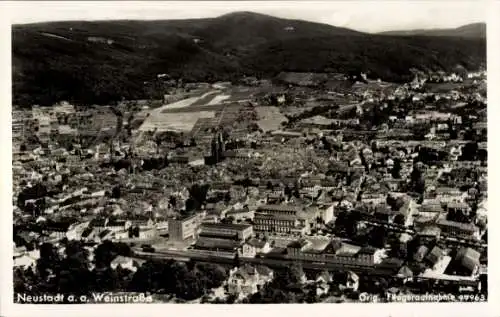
top-left (12, 68), bottom-right (487, 303)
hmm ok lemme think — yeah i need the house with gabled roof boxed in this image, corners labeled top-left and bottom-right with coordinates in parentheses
top-left (315, 270), bottom-right (333, 284)
top-left (425, 246), bottom-right (445, 267)
top-left (334, 271), bottom-right (359, 292)
top-left (110, 255), bottom-right (146, 273)
top-left (397, 265), bottom-right (414, 283)
top-left (454, 247), bottom-right (481, 277)
top-left (239, 238), bottom-right (271, 257)
top-left (414, 245), bottom-right (429, 262)
top-left (227, 264), bottom-right (274, 299)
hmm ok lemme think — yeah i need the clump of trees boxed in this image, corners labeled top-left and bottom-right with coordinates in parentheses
top-left (17, 183), bottom-right (48, 212)
top-left (141, 156), bottom-right (170, 171)
top-left (409, 162), bottom-right (426, 195)
top-left (184, 183), bottom-right (210, 213)
top-left (14, 240), bottom-right (228, 302)
top-left (129, 261), bottom-right (228, 300)
top-left (94, 240), bottom-right (132, 268)
top-left (249, 263), bottom-right (307, 303)
top-left (334, 211), bottom-right (359, 238)
top-left (14, 241), bottom-right (133, 300)
top-left (391, 158), bottom-right (402, 179)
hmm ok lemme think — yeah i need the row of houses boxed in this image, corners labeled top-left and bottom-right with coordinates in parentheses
top-left (285, 238), bottom-right (387, 268)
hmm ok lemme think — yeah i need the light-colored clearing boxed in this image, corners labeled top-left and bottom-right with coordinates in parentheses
top-left (207, 94), bottom-right (231, 106)
top-left (255, 106), bottom-right (287, 132)
top-left (139, 111), bottom-right (215, 132)
top-left (164, 96), bottom-right (201, 110)
top-left (138, 91), bottom-right (217, 132)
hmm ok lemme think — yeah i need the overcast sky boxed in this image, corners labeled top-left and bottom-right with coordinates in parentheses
top-left (3, 1), bottom-right (487, 33)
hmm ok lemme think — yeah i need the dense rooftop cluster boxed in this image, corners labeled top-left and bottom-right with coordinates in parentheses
top-left (12, 69), bottom-right (487, 303)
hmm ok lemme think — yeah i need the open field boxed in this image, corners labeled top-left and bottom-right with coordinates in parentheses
top-left (276, 72), bottom-right (329, 86)
top-left (140, 86), bottom-right (258, 132)
top-left (163, 91), bottom-right (218, 110)
top-left (225, 87), bottom-right (255, 101)
top-left (161, 87), bottom-right (256, 113)
top-left (208, 94), bottom-right (231, 105)
top-left (140, 111), bottom-right (216, 132)
top-left (189, 91), bottom-right (220, 107)
top-left (255, 106), bottom-right (287, 132)
top-left (162, 104), bottom-right (228, 114)
top-left (138, 90), bottom-right (220, 132)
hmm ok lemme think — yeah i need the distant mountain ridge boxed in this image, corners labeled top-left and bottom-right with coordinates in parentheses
top-left (12, 12), bottom-right (486, 106)
top-left (378, 22), bottom-right (486, 38)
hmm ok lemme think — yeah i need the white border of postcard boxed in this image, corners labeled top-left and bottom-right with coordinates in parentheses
top-left (1, 1), bottom-right (499, 317)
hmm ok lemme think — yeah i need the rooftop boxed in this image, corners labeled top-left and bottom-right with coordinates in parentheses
top-left (426, 246), bottom-right (445, 264)
top-left (247, 238), bottom-right (268, 248)
top-left (374, 204), bottom-right (396, 215)
top-left (200, 222), bottom-right (252, 231)
top-left (194, 236), bottom-right (241, 250)
top-left (287, 239), bottom-right (310, 249)
top-left (357, 246), bottom-right (379, 255)
top-left (420, 203), bottom-right (444, 213)
top-left (455, 247), bottom-right (481, 272)
top-left (111, 255), bottom-right (134, 265)
top-left (436, 219), bottom-right (477, 232)
top-left (303, 237), bottom-right (331, 253)
top-left (257, 204), bottom-right (302, 213)
top-left (254, 212), bottom-right (298, 221)
top-left (447, 201), bottom-right (470, 210)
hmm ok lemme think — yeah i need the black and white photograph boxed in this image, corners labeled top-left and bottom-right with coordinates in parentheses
top-left (0, 0), bottom-right (498, 315)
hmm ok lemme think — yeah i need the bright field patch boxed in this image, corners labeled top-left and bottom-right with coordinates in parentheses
top-left (207, 94), bottom-right (231, 105)
top-left (140, 87), bottom-right (261, 132)
top-left (139, 111), bottom-right (216, 132)
top-left (189, 92), bottom-right (220, 107)
top-left (255, 106), bottom-right (287, 132)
